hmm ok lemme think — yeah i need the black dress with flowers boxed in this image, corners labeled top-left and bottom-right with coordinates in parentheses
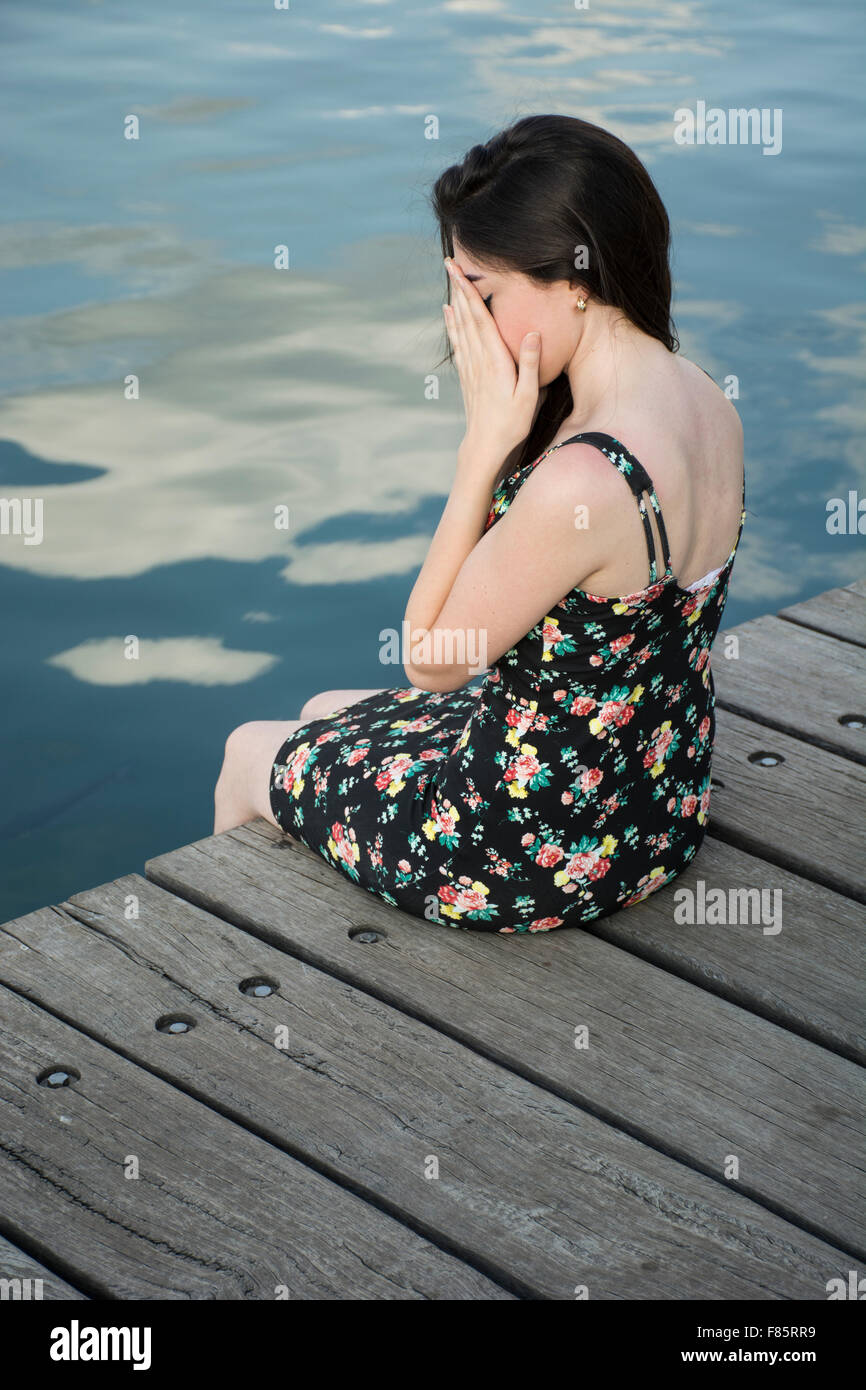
top-left (269, 431), bottom-right (746, 933)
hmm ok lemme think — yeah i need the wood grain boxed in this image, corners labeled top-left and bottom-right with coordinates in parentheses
top-left (779, 586), bottom-right (866, 647)
top-left (0, 1234), bottom-right (87, 1300)
top-left (708, 708), bottom-right (866, 900)
top-left (0, 983), bottom-right (509, 1300)
top-left (138, 836), bottom-right (865, 1256)
top-left (712, 615), bottom-right (866, 760)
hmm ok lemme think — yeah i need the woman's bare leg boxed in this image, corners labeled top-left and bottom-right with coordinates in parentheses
top-left (298, 688), bottom-right (389, 721)
top-left (214, 719), bottom-right (306, 836)
top-left (214, 688), bottom-right (406, 835)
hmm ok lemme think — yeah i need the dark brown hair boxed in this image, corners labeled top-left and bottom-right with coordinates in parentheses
top-left (430, 113), bottom-right (678, 471)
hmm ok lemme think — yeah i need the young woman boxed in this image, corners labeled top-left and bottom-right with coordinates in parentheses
top-left (214, 113), bottom-right (746, 933)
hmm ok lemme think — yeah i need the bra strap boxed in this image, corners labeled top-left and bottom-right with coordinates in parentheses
top-left (544, 431), bottom-right (673, 584)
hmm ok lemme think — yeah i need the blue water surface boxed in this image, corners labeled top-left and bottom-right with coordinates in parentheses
top-left (1, 0), bottom-right (863, 920)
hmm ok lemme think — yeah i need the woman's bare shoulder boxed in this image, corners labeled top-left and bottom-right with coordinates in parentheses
top-left (675, 354), bottom-right (743, 445)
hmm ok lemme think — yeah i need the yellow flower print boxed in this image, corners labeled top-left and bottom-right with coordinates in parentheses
top-left (629, 685), bottom-right (644, 703)
top-left (505, 741), bottom-right (541, 797)
top-left (505, 699), bottom-right (539, 747)
top-left (439, 879), bottom-right (489, 920)
top-left (541, 615), bottom-right (560, 662)
top-left (647, 722), bottom-right (675, 778)
top-left (422, 800), bottom-right (460, 841)
top-left (326, 825), bottom-right (360, 870)
top-left (600, 835), bottom-right (618, 856)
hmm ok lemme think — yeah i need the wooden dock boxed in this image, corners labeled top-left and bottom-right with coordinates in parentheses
top-left (1, 581), bottom-right (864, 1300)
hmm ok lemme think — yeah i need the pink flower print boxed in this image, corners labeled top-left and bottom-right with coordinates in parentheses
top-left (399, 716), bottom-right (434, 734)
top-left (580, 767), bottom-right (603, 792)
top-left (587, 857), bottom-right (611, 881)
top-left (514, 752), bottom-right (540, 779)
top-left (375, 752), bottom-right (412, 792)
top-left (280, 742), bottom-right (312, 797)
top-left (681, 794), bottom-right (698, 816)
top-left (536, 843), bottom-right (565, 868)
top-left (439, 875), bottom-right (490, 916)
top-left (504, 750), bottom-right (541, 792)
top-left (571, 695), bottom-right (597, 716)
top-left (597, 699), bottom-right (635, 730)
top-left (506, 705), bottom-right (538, 738)
top-left (565, 851), bottom-right (596, 879)
top-left (655, 727), bottom-right (674, 757)
top-left (453, 885), bottom-right (488, 912)
top-left (432, 799), bottom-right (458, 836)
top-left (347, 746), bottom-right (369, 766)
top-left (328, 821), bottom-right (359, 871)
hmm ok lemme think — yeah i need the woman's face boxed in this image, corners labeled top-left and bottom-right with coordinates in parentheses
top-left (449, 236), bottom-right (581, 386)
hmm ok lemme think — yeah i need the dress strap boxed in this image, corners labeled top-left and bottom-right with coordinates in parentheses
top-left (541, 431), bottom-right (674, 584)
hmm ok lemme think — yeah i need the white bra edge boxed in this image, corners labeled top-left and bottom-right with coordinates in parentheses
top-left (683, 564), bottom-right (724, 592)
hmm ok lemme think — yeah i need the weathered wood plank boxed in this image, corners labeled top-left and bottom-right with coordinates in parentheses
top-left (709, 708), bottom-right (866, 901)
top-left (151, 818), bottom-right (865, 1065)
top-left (7, 900), bottom-right (856, 1301)
top-left (136, 838), bottom-right (866, 1257)
top-left (0, 984), bottom-right (510, 1300)
top-left (573, 836), bottom-right (864, 1062)
top-left (0, 1234), bottom-right (87, 1300)
top-left (712, 615), bottom-right (865, 761)
top-left (778, 586), bottom-right (866, 647)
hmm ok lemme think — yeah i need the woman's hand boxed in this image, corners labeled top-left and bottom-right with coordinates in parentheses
top-left (443, 257), bottom-right (542, 464)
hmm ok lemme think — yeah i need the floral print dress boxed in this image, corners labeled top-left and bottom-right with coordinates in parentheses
top-left (269, 431), bottom-right (746, 933)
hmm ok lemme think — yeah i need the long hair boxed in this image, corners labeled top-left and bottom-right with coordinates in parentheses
top-left (430, 114), bottom-right (679, 472)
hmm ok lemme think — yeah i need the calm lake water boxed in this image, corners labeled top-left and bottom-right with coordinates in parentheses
top-left (1, 0), bottom-right (863, 920)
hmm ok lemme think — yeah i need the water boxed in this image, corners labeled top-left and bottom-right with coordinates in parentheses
top-left (1, 0), bottom-right (863, 921)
